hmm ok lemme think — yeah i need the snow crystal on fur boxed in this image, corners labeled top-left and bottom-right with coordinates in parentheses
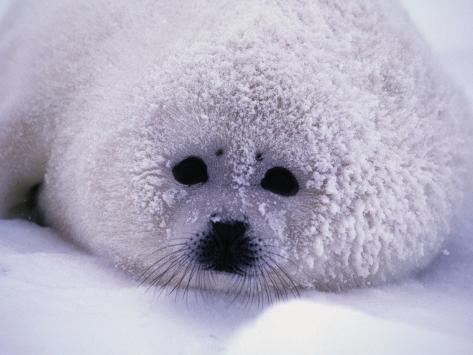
top-left (0, 0), bottom-right (471, 290)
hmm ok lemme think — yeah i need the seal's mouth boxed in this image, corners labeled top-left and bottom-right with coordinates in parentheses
top-left (138, 217), bottom-right (299, 302)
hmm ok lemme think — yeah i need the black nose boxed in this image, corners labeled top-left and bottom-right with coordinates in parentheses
top-left (196, 220), bottom-right (257, 274)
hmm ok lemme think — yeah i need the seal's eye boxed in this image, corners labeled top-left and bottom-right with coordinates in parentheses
top-left (172, 156), bottom-right (208, 186)
top-left (261, 167), bottom-right (299, 196)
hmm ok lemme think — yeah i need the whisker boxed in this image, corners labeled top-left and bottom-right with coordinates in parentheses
top-left (170, 255), bottom-right (195, 295)
top-left (139, 248), bottom-right (188, 285)
top-left (148, 253), bottom-right (188, 288)
top-left (136, 231), bottom-right (302, 307)
top-left (257, 265), bottom-right (273, 305)
top-left (261, 258), bottom-right (289, 301)
top-left (266, 256), bottom-right (300, 298)
top-left (182, 262), bottom-right (200, 304)
top-left (264, 249), bottom-right (308, 276)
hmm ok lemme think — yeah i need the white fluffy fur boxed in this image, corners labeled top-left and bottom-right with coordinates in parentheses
top-left (0, 0), bottom-right (471, 291)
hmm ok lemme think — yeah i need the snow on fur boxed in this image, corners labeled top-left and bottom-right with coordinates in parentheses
top-left (0, 0), bottom-right (472, 294)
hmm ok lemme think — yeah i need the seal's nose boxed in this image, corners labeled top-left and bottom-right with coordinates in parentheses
top-left (197, 220), bottom-right (256, 274)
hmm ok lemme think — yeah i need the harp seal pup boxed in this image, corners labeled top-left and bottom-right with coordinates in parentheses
top-left (0, 0), bottom-right (471, 294)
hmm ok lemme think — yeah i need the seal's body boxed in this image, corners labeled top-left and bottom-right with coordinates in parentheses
top-left (0, 0), bottom-right (471, 294)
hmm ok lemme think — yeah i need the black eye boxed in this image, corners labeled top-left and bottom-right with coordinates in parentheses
top-left (172, 156), bottom-right (208, 186)
top-left (261, 167), bottom-right (299, 196)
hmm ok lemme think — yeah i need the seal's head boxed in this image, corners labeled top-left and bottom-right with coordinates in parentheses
top-left (36, 0), bottom-right (471, 296)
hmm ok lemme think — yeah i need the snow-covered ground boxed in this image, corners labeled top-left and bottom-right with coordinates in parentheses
top-left (1, 1), bottom-right (472, 354)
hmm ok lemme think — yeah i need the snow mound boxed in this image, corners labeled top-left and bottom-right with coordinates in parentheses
top-left (227, 300), bottom-right (472, 355)
top-left (1, 217), bottom-right (472, 354)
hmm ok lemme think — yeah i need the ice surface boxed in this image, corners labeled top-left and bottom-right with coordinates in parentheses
top-left (0, 220), bottom-right (258, 355)
top-left (227, 301), bottom-right (472, 355)
top-left (1, 1), bottom-right (473, 354)
top-left (1, 214), bottom-right (472, 354)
